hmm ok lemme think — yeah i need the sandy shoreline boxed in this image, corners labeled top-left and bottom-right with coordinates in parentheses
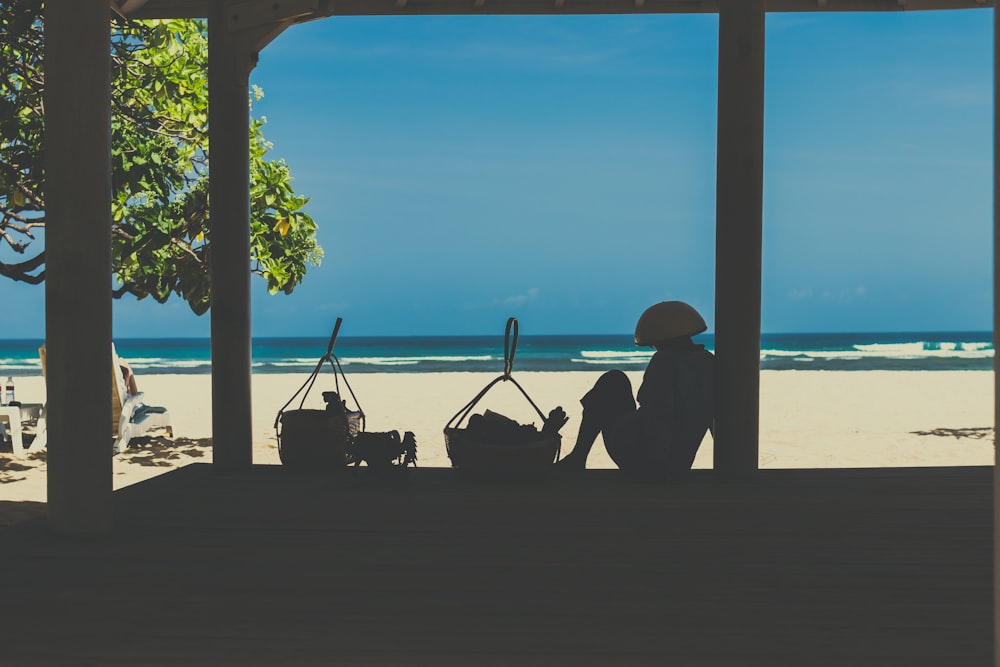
top-left (1, 370), bottom-right (994, 517)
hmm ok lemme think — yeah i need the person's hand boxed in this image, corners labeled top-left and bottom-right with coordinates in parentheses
top-left (542, 406), bottom-right (569, 434)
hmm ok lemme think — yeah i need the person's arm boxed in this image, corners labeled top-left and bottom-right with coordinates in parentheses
top-left (636, 351), bottom-right (673, 411)
top-left (635, 352), bottom-right (675, 461)
top-left (120, 358), bottom-right (139, 397)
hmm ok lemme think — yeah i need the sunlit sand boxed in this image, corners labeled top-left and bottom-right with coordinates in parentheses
top-left (1, 370), bottom-right (993, 516)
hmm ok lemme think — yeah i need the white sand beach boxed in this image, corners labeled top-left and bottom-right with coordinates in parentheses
top-left (1, 369), bottom-right (994, 520)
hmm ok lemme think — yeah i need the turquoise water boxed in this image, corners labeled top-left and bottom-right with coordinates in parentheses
top-left (0, 332), bottom-right (992, 376)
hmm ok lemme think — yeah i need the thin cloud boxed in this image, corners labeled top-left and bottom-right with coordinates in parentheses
top-left (502, 287), bottom-right (540, 306)
top-left (821, 287), bottom-right (867, 304)
top-left (788, 288), bottom-right (814, 301)
top-left (925, 83), bottom-right (990, 108)
top-left (869, 80), bottom-right (990, 109)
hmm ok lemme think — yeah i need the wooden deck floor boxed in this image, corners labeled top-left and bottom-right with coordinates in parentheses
top-left (0, 465), bottom-right (992, 666)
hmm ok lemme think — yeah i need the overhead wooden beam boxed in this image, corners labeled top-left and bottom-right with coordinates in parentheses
top-left (227, 0), bottom-right (320, 32)
top-left (110, 0), bottom-right (150, 18)
top-left (128, 0), bottom-right (992, 19)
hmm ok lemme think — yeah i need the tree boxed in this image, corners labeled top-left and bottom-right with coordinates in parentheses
top-left (0, 1), bottom-right (322, 315)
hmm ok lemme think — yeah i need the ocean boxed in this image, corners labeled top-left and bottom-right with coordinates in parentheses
top-left (0, 332), bottom-right (992, 376)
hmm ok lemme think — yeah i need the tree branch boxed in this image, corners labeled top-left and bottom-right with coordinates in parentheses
top-left (0, 252), bottom-right (45, 284)
top-left (3, 220), bottom-right (43, 237)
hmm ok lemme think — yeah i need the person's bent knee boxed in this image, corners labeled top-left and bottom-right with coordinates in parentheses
top-left (581, 370), bottom-right (635, 426)
top-left (592, 369), bottom-right (632, 396)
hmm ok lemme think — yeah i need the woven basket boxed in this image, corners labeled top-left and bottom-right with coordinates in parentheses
top-left (443, 318), bottom-right (562, 475)
top-left (444, 428), bottom-right (560, 474)
top-left (274, 318), bottom-right (365, 471)
top-left (278, 409), bottom-right (351, 469)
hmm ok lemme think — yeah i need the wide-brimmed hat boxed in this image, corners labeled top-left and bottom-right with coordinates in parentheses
top-left (634, 301), bottom-right (707, 346)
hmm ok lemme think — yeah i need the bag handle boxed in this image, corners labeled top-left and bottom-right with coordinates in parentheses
top-left (326, 317), bottom-right (343, 357)
top-left (274, 317), bottom-right (365, 431)
top-left (503, 317), bottom-right (517, 378)
top-left (445, 317), bottom-right (547, 431)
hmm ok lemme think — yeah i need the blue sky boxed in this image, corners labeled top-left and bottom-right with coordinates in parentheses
top-left (4, 9), bottom-right (995, 337)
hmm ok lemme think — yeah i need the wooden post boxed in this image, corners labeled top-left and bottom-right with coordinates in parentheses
top-left (714, 0), bottom-right (765, 477)
top-left (992, 6), bottom-right (999, 665)
top-left (44, 1), bottom-right (113, 531)
top-left (208, 2), bottom-right (255, 469)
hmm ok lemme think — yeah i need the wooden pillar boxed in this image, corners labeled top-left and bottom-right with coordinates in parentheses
top-left (992, 6), bottom-right (999, 665)
top-left (208, 3), bottom-right (255, 469)
top-left (44, 1), bottom-right (113, 531)
top-left (714, 0), bottom-right (765, 477)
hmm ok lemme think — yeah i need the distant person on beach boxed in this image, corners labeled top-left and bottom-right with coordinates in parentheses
top-left (119, 356), bottom-right (139, 398)
top-left (557, 301), bottom-right (715, 475)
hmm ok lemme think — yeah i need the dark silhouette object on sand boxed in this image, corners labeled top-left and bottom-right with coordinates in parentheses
top-left (911, 426), bottom-right (993, 440)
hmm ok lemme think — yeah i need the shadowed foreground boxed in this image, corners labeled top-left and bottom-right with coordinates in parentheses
top-left (0, 465), bottom-right (991, 666)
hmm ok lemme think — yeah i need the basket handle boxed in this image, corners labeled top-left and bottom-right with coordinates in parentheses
top-left (326, 317), bottom-right (343, 356)
top-left (503, 317), bottom-right (517, 378)
top-left (445, 317), bottom-right (546, 430)
top-left (274, 356), bottom-right (324, 431)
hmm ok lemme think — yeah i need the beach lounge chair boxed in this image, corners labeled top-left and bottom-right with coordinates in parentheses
top-left (0, 405), bottom-right (26, 457)
top-left (111, 344), bottom-right (172, 454)
top-left (31, 344), bottom-right (172, 456)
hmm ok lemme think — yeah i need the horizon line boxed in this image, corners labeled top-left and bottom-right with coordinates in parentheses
top-left (0, 329), bottom-right (994, 343)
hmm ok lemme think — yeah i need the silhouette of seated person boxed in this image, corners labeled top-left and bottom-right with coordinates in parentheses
top-left (558, 301), bottom-right (715, 475)
top-left (119, 356), bottom-right (139, 398)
